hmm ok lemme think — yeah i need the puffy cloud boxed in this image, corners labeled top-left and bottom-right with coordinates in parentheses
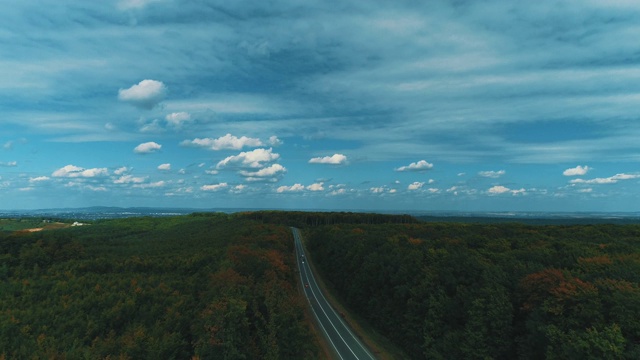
top-left (232, 184), bottom-right (247, 193)
top-left (488, 185), bottom-right (510, 194)
top-left (158, 163), bottom-right (171, 171)
top-left (570, 173), bottom-right (640, 184)
top-left (182, 134), bottom-right (263, 151)
top-left (134, 141), bottom-right (162, 154)
top-left (201, 183), bottom-right (229, 191)
top-left (52, 165), bottom-right (108, 178)
top-left (118, 80), bottom-right (167, 109)
top-left (371, 187), bottom-right (385, 193)
top-left (563, 165), bottom-right (590, 176)
top-left (277, 183), bottom-right (305, 193)
top-left (268, 136), bottom-right (283, 146)
top-left (307, 183), bottom-right (325, 191)
top-left (165, 112), bottom-right (192, 126)
top-left (0, 161), bottom-right (17, 167)
top-left (479, 170), bottom-right (505, 178)
top-left (408, 181), bottom-right (424, 190)
top-left (308, 154), bottom-right (348, 165)
top-left (114, 175), bottom-right (146, 184)
top-left (395, 160), bottom-right (433, 172)
top-left (217, 148), bottom-right (279, 169)
top-left (239, 163), bottom-right (286, 179)
top-left (114, 167), bottom-right (129, 175)
top-left (428, 188), bottom-right (440, 193)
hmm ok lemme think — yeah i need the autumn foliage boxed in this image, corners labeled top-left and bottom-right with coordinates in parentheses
top-left (0, 214), bottom-right (320, 359)
top-left (307, 221), bottom-right (640, 359)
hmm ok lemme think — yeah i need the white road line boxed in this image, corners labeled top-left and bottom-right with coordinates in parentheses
top-left (293, 228), bottom-right (375, 360)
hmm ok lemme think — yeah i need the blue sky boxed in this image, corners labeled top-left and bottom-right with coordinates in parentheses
top-left (2, 0), bottom-right (640, 212)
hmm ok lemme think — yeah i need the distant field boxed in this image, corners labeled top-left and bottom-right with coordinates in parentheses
top-left (0, 218), bottom-right (71, 232)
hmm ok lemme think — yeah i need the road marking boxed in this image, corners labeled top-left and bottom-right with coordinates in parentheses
top-left (293, 228), bottom-right (375, 360)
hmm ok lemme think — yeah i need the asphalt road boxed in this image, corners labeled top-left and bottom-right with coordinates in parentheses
top-left (292, 227), bottom-right (376, 360)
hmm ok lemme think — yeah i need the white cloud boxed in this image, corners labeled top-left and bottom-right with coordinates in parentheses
top-left (307, 182), bottom-right (325, 191)
top-left (52, 165), bottom-right (108, 178)
top-left (158, 163), bottom-right (171, 171)
top-left (563, 165), bottom-right (590, 176)
top-left (134, 141), bottom-right (162, 154)
top-left (570, 173), bottom-right (640, 184)
top-left (479, 170), bottom-right (505, 178)
top-left (488, 185), bottom-right (510, 194)
top-left (114, 175), bottom-right (146, 184)
top-left (86, 185), bottom-right (108, 192)
top-left (114, 167), bottom-right (129, 175)
top-left (578, 188), bottom-right (593, 193)
top-left (205, 169), bottom-right (219, 175)
top-left (182, 134), bottom-right (263, 151)
top-left (201, 183), bottom-right (229, 191)
top-left (133, 181), bottom-right (166, 189)
top-left (232, 184), bottom-right (247, 193)
top-left (395, 160), bottom-right (433, 172)
top-left (408, 181), bottom-right (424, 190)
top-left (239, 163), bottom-right (286, 178)
top-left (371, 187), bottom-right (385, 193)
top-left (165, 112), bottom-right (191, 126)
top-left (0, 161), bottom-right (17, 167)
top-left (611, 173), bottom-right (640, 181)
top-left (118, 80), bottom-right (167, 109)
top-left (428, 188), bottom-right (440, 193)
top-left (29, 176), bottom-right (50, 183)
top-left (64, 181), bottom-right (107, 192)
top-left (268, 136), bottom-right (283, 146)
top-left (217, 148), bottom-right (279, 169)
top-left (309, 154), bottom-right (348, 165)
top-left (277, 183), bottom-right (305, 193)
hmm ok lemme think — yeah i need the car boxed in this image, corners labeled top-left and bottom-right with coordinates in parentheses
top-left (305, 283), bottom-right (309, 288)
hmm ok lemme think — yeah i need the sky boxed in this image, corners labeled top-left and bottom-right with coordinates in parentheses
top-left (2, 0), bottom-right (640, 212)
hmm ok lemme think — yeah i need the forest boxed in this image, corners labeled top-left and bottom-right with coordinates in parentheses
top-left (3, 210), bottom-right (640, 359)
top-left (0, 213), bottom-right (320, 359)
top-left (307, 222), bottom-right (640, 359)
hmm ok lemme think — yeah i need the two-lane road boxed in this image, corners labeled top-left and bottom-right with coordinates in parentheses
top-left (292, 227), bottom-right (376, 360)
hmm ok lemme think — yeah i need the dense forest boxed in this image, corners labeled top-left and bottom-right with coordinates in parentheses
top-left (4, 211), bottom-right (640, 359)
top-left (0, 213), bottom-right (320, 359)
top-left (307, 222), bottom-right (640, 359)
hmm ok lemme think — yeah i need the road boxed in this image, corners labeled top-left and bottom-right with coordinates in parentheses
top-left (292, 227), bottom-right (376, 360)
